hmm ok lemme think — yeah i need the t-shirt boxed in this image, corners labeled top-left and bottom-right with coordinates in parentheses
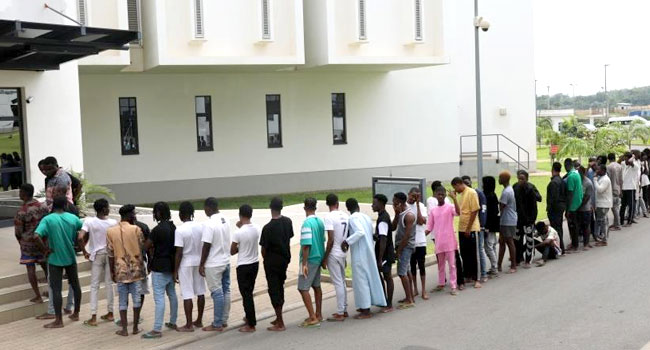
top-left (499, 186), bottom-right (518, 226)
top-left (36, 212), bottom-right (82, 266)
top-left (232, 223), bottom-right (261, 266)
top-left (201, 213), bottom-right (231, 267)
top-left (174, 221), bottom-right (204, 267)
top-left (579, 177), bottom-right (594, 212)
top-left (81, 216), bottom-right (117, 261)
top-left (44, 168), bottom-right (73, 207)
top-left (260, 216), bottom-right (293, 267)
top-left (299, 215), bottom-right (325, 265)
top-left (149, 220), bottom-right (176, 273)
top-left (426, 203), bottom-right (458, 254)
top-left (374, 210), bottom-right (395, 263)
top-left (323, 210), bottom-right (350, 259)
top-left (623, 163), bottom-right (638, 190)
top-left (566, 169), bottom-right (584, 211)
top-left (458, 187), bottom-right (480, 232)
top-left (407, 202), bottom-right (428, 247)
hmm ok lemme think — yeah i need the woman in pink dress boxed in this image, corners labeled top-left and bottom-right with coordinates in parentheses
top-left (425, 187), bottom-right (460, 295)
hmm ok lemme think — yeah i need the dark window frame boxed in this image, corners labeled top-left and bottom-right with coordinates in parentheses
top-left (195, 96), bottom-right (214, 152)
top-left (265, 94), bottom-right (283, 148)
top-left (119, 97), bottom-right (139, 155)
top-left (331, 93), bottom-right (347, 145)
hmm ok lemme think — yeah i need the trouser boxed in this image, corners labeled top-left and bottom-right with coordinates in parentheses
top-left (579, 211), bottom-right (591, 246)
top-left (478, 230), bottom-right (487, 278)
top-left (620, 190), bottom-right (635, 225)
top-left (410, 246), bottom-right (426, 276)
top-left (536, 243), bottom-right (558, 261)
top-left (327, 255), bottom-right (347, 314)
top-left (436, 251), bottom-right (457, 289)
top-left (548, 210), bottom-right (565, 253)
top-left (454, 250), bottom-right (464, 286)
top-left (484, 231), bottom-right (498, 273)
top-left (594, 208), bottom-right (609, 242)
top-left (237, 262), bottom-right (259, 327)
top-left (517, 224), bottom-right (535, 264)
top-left (152, 271), bottom-right (178, 332)
top-left (637, 194), bottom-right (647, 217)
top-left (567, 211), bottom-right (580, 249)
top-left (47, 264), bottom-right (74, 314)
top-left (89, 251), bottom-right (113, 315)
top-left (458, 232), bottom-right (479, 281)
top-left (645, 186), bottom-right (650, 210)
top-left (612, 196), bottom-right (621, 227)
top-left (264, 262), bottom-right (288, 308)
top-left (205, 265), bottom-right (231, 327)
top-left (49, 264), bottom-right (81, 318)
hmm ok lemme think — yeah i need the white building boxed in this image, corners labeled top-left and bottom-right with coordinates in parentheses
top-left (0, 0), bottom-right (536, 204)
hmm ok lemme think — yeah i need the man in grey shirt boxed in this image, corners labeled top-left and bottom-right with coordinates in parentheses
top-left (579, 166), bottom-right (594, 250)
top-left (391, 192), bottom-right (416, 309)
top-left (498, 171), bottom-right (517, 274)
top-left (607, 153), bottom-right (623, 230)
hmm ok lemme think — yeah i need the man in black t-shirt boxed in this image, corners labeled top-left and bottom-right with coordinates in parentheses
top-left (372, 194), bottom-right (395, 313)
top-left (142, 202), bottom-right (178, 339)
top-left (259, 197), bottom-right (293, 332)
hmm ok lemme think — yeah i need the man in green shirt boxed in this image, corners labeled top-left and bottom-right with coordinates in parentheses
top-left (297, 197), bottom-right (325, 328)
top-left (35, 196), bottom-right (83, 328)
top-left (564, 158), bottom-right (583, 252)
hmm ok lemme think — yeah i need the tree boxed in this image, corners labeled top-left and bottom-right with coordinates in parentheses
top-left (69, 170), bottom-right (116, 213)
top-left (611, 120), bottom-right (650, 149)
top-left (558, 116), bottom-right (588, 138)
top-left (590, 126), bottom-right (627, 156)
top-left (558, 137), bottom-right (591, 163)
top-left (536, 118), bottom-right (554, 146)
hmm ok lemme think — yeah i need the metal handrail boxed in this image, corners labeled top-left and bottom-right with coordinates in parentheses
top-left (459, 134), bottom-right (530, 170)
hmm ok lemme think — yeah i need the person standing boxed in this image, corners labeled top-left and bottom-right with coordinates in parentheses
top-left (259, 197), bottom-right (293, 331)
top-left (231, 205), bottom-right (261, 332)
top-left (513, 170), bottom-right (542, 268)
top-left (142, 202), bottom-right (178, 339)
top-left (342, 198), bottom-right (386, 319)
top-left (498, 171), bottom-right (518, 274)
top-left (372, 194), bottom-right (395, 313)
top-left (565, 158), bottom-right (584, 252)
top-left (451, 177), bottom-right (482, 288)
top-left (607, 153), bottom-right (623, 231)
top-left (594, 164), bottom-right (612, 247)
top-left (406, 187), bottom-right (428, 300)
top-left (78, 199), bottom-right (117, 326)
top-left (426, 186), bottom-right (459, 295)
top-left (462, 176), bottom-right (488, 283)
top-left (482, 176), bottom-right (500, 277)
top-left (174, 202), bottom-right (206, 332)
top-left (578, 166), bottom-right (594, 250)
top-left (14, 183), bottom-right (49, 304)
top-left (547, 162), bottom-right (567, 253)
top-left (322, 194), bottom-right (350, 322)
top-left (392, 192), bottom-right (416, 308)
top-left (199, 197), bottom-right (232, 332)
top-left (106, 204), bottom-right (145, 336)
top-left (297, 197), bottom-right (325, 328)
top-left (39, 157), bottom-right (73, 208)
top-left (620, 152), bottom-right (636, 227)
top-left (34, 196), bottom-right (83, 328)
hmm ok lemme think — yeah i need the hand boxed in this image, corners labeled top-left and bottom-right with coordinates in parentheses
top-left (377, 260), bottom-right (382, 270)
top-left (449, 191), bottom-right (458, 201)
top-left (393, 204), bottom-right (403, 215)
top-left (174, 272), bottom-right (179, 283)
top-left (321, 258), bottom-right (328, 270)
top-left (199, 265), bottom-right (206, 277)
top-left (44, 248), bottom-right (52, 258)
top-left (414, 193), bottom-right (421, 203)
top-left (302, 263), bottom-right (309, 278)
top-left (111, 272), bottom-right (117, 283)
top-left (83, 251), bottom-right (90, 260)
top-left (341, 241), bottom-right (349, 252)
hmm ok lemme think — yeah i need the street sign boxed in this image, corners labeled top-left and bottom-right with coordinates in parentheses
top-left (550, 145), bottom-right (559, 155)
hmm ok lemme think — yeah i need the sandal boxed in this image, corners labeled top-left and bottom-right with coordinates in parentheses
top-left (165, 322), bottom-right (177, 330)
top-left (141, 331), bottom-right (162, 339)
top-left (299, 320), bottom-right (321, 328)
top-left (83, 320), bottom-right (98, 327)
top-left (432, 285), bottom-right (445, 292)
top-left (397, 303), bottom-right (415, 310)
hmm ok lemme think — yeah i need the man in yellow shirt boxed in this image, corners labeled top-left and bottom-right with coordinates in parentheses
top-left (451, 177), bottom-right (482, 289)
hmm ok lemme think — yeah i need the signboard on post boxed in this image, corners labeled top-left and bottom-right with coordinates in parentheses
top-left (550, 144), bottom-right (559, 163)
top-left (372, 177), bottom-right (426, 204)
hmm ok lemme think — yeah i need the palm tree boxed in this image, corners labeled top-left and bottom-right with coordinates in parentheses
top-left (536, 118), bottom-right (554, 146)
top-left (69, 170), bottom-right (116, 213)
top-left (612, 120), bottom-right (650, 149)
top-left (558, 137), bottom-right (591, 163)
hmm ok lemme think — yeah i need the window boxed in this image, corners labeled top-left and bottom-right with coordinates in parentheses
top-left (119, 97), bottom-right (139, 155)
top-left (357, 0), bottom-right (367, 41)
top-left (266, 95), bottom-right (282, 148)
top-left (77, 0), bottom-right (88, 26)
top-left (195, 96), bottom-right (213, 152)
top-left (193, 0), bottom-right (205, 38)
top-left (127, 0), bottom-right (142, 44)
top-left (332, 93), bottom-right (347, 144)
top-left (261, 0), bottom-right (272, 40)
top-left (414, 0), bottom-right (423, 42)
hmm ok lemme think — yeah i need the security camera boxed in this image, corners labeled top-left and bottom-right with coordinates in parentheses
top-left (25, 96), bottom-right (34, 104)
top-left (474, 16), bottom-right (490, 32)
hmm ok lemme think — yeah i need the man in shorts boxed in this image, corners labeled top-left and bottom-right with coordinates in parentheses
top-left (297, 198), bottom-right (325, 328)
top-left (392, 192), bottom-right (416, 309)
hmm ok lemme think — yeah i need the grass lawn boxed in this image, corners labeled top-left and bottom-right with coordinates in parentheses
top-left (0, 131), bottom-right (20, 155)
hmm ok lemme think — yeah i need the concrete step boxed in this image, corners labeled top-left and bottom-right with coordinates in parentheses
top-left (0, 271), bottom-right (96, 305)
top-left (0, 259), bottom-right (92, 290)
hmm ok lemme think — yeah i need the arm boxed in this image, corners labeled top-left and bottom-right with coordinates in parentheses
top-left (396, 213), bottom-right (415, 256)
top-left (106, 235), bottom-right (116, 283)
top-left (14, 213), bottom-right (23, 241)
top-left (230, 242), bottom-right (238, 256)
top-left (261, 246), bottom-right (267, 260)
top-left (174, 247), bottom-right (183, 282)
top-left (77, 229), bottom-right (89, 259)
top-left (198, 242), bottom-right (211, 277)
top-left (345, 220), bottom-right (365, 245)
top-left (301, 245), bottom-right (310, 278)
top-left (425, 208), bottom-right (434, 234)
top-left (377, 236), bottom-right (387, 268)
top-left (391, 212), bottom-right (400, 231)
top-left (415, 202), bottom-right (426, 225)
top-left (322, 230), bottom-right (334, 269)
top-left (532, 185), bottom-right (542, 202)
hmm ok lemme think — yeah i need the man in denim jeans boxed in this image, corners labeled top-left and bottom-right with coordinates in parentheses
top-left (107, 205), bottom-right (145, 337)
top-left (142, 202), bottom-right (178, 339)
top-left (199, 197), bottom-right (231, 332)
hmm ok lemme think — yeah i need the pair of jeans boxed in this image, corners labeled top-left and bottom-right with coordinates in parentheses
top-left (205, 264), bottom-right (231, 327)
top-left (484, 230), bottom-right (498, 273)
top-left (327, 255), bottom-right (347, 314)
top-left (237, 262), bottom-right (259, 327)
top-left (637, 195), bottom-right (647, 218)
top-left (478, 230), bottom-right (487, 278)
top-left (611, 196), bottom-right (622, 227)
top-left (458, 232), bottom-right (479, 281)
top-left (89, 251), bottom-right (113, 315)
top-left (548, 210), bottom-right (565, 253)
top-left (117, 281), bottom-right (142, 311)
top-left (538, 244), bottom-right (558, 261)
top-left (620, 190), bottom-right (635, 225)
top-left (566, 211), bottom-right (580, 249)
top-left (594, 208), bottom-right (609, 242)
top-left (49, 264), bottom-right (81, 318)
top-left (152, 271), bottom-right (178, 332)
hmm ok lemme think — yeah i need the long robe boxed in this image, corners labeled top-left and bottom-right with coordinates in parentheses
top-left (346, 212), bottom-right (387, 309)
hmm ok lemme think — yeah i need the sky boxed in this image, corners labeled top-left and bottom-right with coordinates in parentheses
top-left (534, 0), bottom-right (650, 97)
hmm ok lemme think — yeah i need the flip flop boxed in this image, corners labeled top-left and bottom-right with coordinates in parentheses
top-left (83, 320), bottom-right (97, 327)
top-left (299, 321), bottom-right (320, 328)
top-left (141, 331), bottom-right (161, 339)
top-left (165, 323), bottom-right (177, 330)
top-left (397, 303), bottom-right (415, 310)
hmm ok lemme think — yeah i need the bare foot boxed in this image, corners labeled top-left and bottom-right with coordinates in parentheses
top-left (421, 293), bottom-right (430, 300)
top-left (270, 319), bottom-right (278, 325)
top-left (380, 306), bottom-right (394, 313)
top-left (68, 313), bottom-right (79, 321)
top-left (44, 320), bottom-right (64, 328)
top-left (193, 320), bottom-right (203, 328)
top-left (132, 327), bottom-right (141, 335)
top-left (507, 268), bottom-right (517, 274)
top-left (30, 296), bottom-right (44, 303)
top-left (267, 324), bottom-right (286, 332)
top-left (202, 325), bottom-right (224, 332)
top-left (239, 325), bottom-right (256, 332)
top-left (353, 313), bottom-right (372, 320)
top-left (36, 313), bottom-right (55, 320)
top-left (177, 325), bottom-right (194, 332)
top-left (474, 281), bottom-right (482, 289)
top-left (413, 291), bottom-right (419, 297)
top-left (115, 330), bottom-right (128, 337)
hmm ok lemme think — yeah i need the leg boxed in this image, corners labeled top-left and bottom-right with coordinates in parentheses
top-left (102, 255), bottom-right (114, 320)
top-left (497, 234), bottom-right (505, 271)
top-left (265, 263), bottom-right (287, 331)
top-left (581, 212), bottom-right (591, 248)
top-left (382, 265), bottom-right (394, 310)
top-left (87, 257), bottom-right (102, 324)
top-left (65, 264), bottom-right (81, 320)
top-left (327, 256), bottom-right (347, 316)
top-left (222, 265), bottom-right (231, 325)
top-left (549, 211), bottom-right (565, 253)
top-left (409, 253), bottom-right (418, 297)
top-left (194, 295), bottom-right (205, 327)
top-left (180, 299), bottom-right (194, 331)
top-left (203, 265), bottom-right (225, 330)
top-left (151, 272), bottom-right (165, 333)
top-left (44, 265), bottom-right (64, 328)
top-left (313, 285), bottom-right (323, 322)
top-left (612, 196), bottom-right (621, 228)
top-left (26, 264), bottom-right (42, 303)
top-left (436, 253), bottom-right (447, 287)
top-left (166, 274), bottom-right (178, 327)
top-left (524, 225), bottom-right (534, 265)
top-left (237, 263), bottom-right (257, 331)
top-left (445, 251), bottom-right (457, 290)
top-left (115, 283), bottom-right (128, 336)
top-left (567, 212), bottom-right (579, 249)
top-left (131, 283), bottom-right (143, 335)
top-left (455, 250), bottom-right (464, 288)
top-left (416, 247), bottom-right (428, 299)
top-left (506, 237), bottom-right (517, 271)
top-left (398, 248), bottom-right (415, 304)
top-left (478, 230), bottom-right (488, 280)
top-left (484, 231), bottom-right (498, 273)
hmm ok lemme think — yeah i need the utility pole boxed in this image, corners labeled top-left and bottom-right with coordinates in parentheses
top-left (604, 64), bottom-right (609, 118)
top-left (535, 79), bottom-right (538, 117)
top-left (570, 83), bottom-right (576, 109)
top-left (474, 0), bottom-right (484, 189)
top-left (547, 86), bottom-right (551, 110)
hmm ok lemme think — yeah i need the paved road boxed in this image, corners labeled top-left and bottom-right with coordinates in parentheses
top-left (185, 220), bottom-right (650, 350)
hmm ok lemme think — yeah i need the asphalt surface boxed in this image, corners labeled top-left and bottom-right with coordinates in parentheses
top-left (184, 220), bottom-right (650, 350)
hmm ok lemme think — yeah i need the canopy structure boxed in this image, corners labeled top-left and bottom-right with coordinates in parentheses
top-left (0, 19), bottom-right (138, 71)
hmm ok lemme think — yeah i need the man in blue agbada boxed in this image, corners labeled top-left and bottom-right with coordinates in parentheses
top-left (341, 198), bottom-right (387, 319)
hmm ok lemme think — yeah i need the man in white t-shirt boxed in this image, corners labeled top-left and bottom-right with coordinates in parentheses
top-left (78, 198), bottom-right (117, 326)
top-left (230, 205), bottom-right (261, 332)
top-left (173, 202), bottom-right (206, 332)
top-left (322, 194), bottom-right (350, 322)
top-left (198, 197), bottom-right (231, 332)
top-left (407, 187), bottom-right (428, 301)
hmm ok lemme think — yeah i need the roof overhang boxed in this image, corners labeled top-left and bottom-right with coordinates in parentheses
top-left (0, 20), bottom-right (138, 71)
